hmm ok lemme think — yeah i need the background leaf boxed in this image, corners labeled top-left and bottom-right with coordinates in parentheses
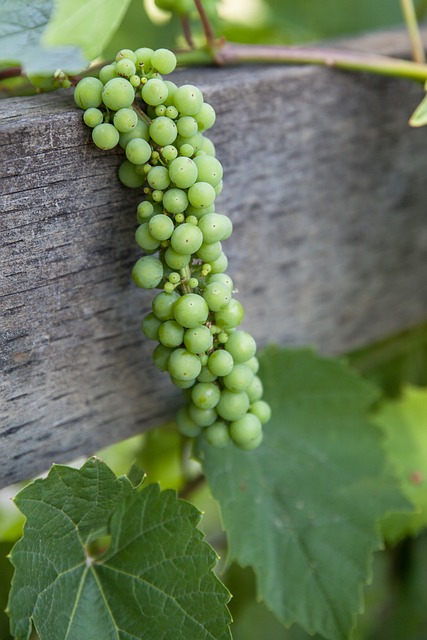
top-left (0, 0), bottom-right (85, 73)
top-left (409, 93), bottom-right (427, 127)
top-left (374, 386), bottom-right (427, 544)
top-left (199, 347), bottom-right (410, 640)
top-left (8, 458), bottom-right (231, 640)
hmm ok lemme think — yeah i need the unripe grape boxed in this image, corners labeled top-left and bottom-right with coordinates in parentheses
top-left (173, 293), bottom-right (209, 328)
top-left (203, 281), bottom-right (232, 312)
top-left (119, 119), bottom-right (149, 148)
top-left (225, 330), bottom-right (257, 363)
top-left (168, 157), bottom-right (198, 189)
top-left (229, 413), bottom-right (263, 449)
top-left (209, 252), bottom-right (228, 274)
top-left (176, 406), bottom-right (201, 437)
top-left (194, 103), bottom-right (216, 131)
top-left (198, 213), bottom-right (230, 243)
top-left (197, 242), bottom-right (222, 263)
top-left (92, 123), bottom-right (119, 150)
top-left (163, 188), bottom-right (188, 214)
top-left (177, 116), bottom-right (198, 137)
top-left (172, 377), bottom-right (196, 389)
top-left (116, 57), bottom-right (136, 78)
top-left (197, 366), bottom-right (217, 383)
top-left (223, 364), bottom-right (254, 392)
top-left (158, 320), bottom-right (185, 347)
top-left (171, 223), bottom-right (203, 255)
top-left (194, 155), bottom-right (223, 187)
top-left (216, 390), bottom-right (250, 421)
top-left (116, 48), bottom-right (137, 63)
top-left (135, 47), bottom-right (154, 67)
top-left (102, 77), bottom-right (135, 110)
top-left (163, 80), bottom-right (177, 106)
top-left (153, 344), bottom-right (173, 371)
top-left (136, 201), bottom-right (154, 223)
top-left (179, 143), bottom-right (194, 157)
top-left (250, 400), bottom-right (272, 425)
top-left (141, 312), bottom-right (162, 340)
top-left (132, 256), bottom-right (164, 289)
top-left (188, 403), bottom-right (217, 427)
top-left (205, 421), bottom-right (230, 447)
top-left (149, 116), bottom-right (177, 146)
top-left (74, 77), bottom-right (104, 109)
top-left (184, 325), bottom-right (213, 354)
top-left (174, 84), bottom-right (204, 115)
top-left (125, 138), bottom-right (152, 165)
top-left (135, 223), bottom-right (160, 251)
top-left (206, 273), bottom-right (234, 290)
top-left (168, 348), bottom-right (202, 381)
top-left (152, 290), bottom-right (180, 320)
top-left (215, 299), bottom-right (244, 329)
top-left (208, 349), bottom-right (234, 377)
top-left (245, 356), bottom-right (260, 375)
top-left (141, 78), bottom-right (169, 106)
top-left (118, 160), bottom-right (146, 188)
top-left (83, 107), bottom-right (103, 128)
top-left (99, 64), bottom-right (116, 84)
top-left (147, 166), bottom-right (171, 190)
top-left (113, 108), bottom-right (138, 133)
top-left (152, 48), bottom-right (177, 74)
top-left (148, 214), bottom-right (174, 241)
top-left (191, 382), bottom-right (221, 409)
top-left (164, 247), bottom-right (191, 270)
top-left (246, 376), bottom-right (264, 403)
top-left (188, 181), bottom-right (216, 209)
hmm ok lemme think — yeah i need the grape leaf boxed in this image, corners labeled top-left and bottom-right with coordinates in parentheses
top-left (43, 0), bottom-right (133, 61)
top-left (374, 386), bottom-right (427, 544)
top-left (8, 458), bottom-right (231, 640)
top-left (409, 93), bottom-right (427, 127)
top-left (199, 347), bottom-right (409, 640)
top-left (0, 0), bottom-right (85, 73)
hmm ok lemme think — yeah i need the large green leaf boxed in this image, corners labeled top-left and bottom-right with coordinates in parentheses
top-left (374, 386), bottom-right (427, 544)
top-left (8, 458), bottom-right (231, 640)
top-left (43, 0), bottom-right (133, 61)
top-left (0, 0), bottom-right (85, 72)
top-left (199, 347), bottom-right (409, 640)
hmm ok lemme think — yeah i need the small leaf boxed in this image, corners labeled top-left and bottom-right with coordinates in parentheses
top-left (43, 0), bottom-right (133, 61)
top-left (199, 347), bottom-right (409, 640)
top-left (8, 457), bottom-right (231, 640)
top-left (0, 0), bottom-right (86, 73)
top-left (374, 386), bottom-right (427, 544)
top-left (409, 93), bottom-right (427, 127)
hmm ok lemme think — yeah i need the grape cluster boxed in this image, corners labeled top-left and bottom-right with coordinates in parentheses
top-left (74, 47), bottom-right (271, 450)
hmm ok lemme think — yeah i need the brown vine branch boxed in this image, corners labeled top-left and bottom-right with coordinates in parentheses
top-left (193, 0), bottom-right (217, 52)
top-left (0, 66), bottom-right (22, 81)
top-left (180, 15), bottom-right (195, 50)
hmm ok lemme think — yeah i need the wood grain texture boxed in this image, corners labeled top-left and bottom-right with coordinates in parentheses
top-left (1, 30), bottom-right (427, 486)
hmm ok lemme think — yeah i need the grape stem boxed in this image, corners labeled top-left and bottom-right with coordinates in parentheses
top-left (400, 0), bottom-right (426, 63)
top-left (179, 265), bottom-right (193, 294)
top-left (133, 102), bottom-right (152, 125)
top-left (176, 41), bottom-right (427, 82)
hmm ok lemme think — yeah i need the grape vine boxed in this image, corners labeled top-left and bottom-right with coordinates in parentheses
top-left (74, 47), bottom-right (271, 450)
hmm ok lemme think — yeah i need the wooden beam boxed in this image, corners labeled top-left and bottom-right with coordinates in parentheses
top-left (1, 30), bottom-right (427, 486)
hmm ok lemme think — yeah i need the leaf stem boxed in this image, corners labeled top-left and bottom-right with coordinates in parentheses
top-left (180, 265), bottom-right (192, 294)
top-left (178, 41), bottom-right (427, 82)
top-left (400, 0), bottom-right (426, 63)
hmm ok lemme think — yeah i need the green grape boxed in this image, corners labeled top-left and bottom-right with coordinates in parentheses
top-left (166, 105), bottom-right (178, 119)
top-left (174, 84), bottom-right (204, 115)
top-left (118, 160), bottom-right (146, 188)
top-left (246, 376), bottom-right (263, 403)
top-left (203, 281), bottom-right (231, 312)
top-left (250, 400), bottom-right (271, 425)
top-left (148, 213), bottom-right (174, 241)
top-left (188, 277), bottom-right (198, 288)
top-left (152, 48), bottom-right (177, 74)
top-left (83, 107), bottom-right (103, 128)
top-left (132, 255), bottom-right (164, 289)
top-left (170, 223), bottom-right (203, 254)
top-left (217, 331), bottom-right (228, 344)
top-left (188, 403), bottom-right (216, 427)
top-left (141, 78), bottom-right (168, 106)
top-left (135, 223), bottom-right (160, 251)
top-left (194, 103), bottom-right (216, 131)
top-left (245, 356), bottom-right (259, 375)
top-left (130, 75), bottom-right (141, 88)
top-left (177, 116), bottom-right (198, 138)
top-left (116, 57), bottom-right (136, 78)
top-left (163, 188), bottom-right (189, 214)
top-left (197, 366), bottom-right (217, 383)
top-left (152, 190), bottom-right (164, 203)
top-left (168, 349), bottom-right (201, 381)
top-left (125, 138), bottom-right (152, 165)
top-left (175, 213), bottom-right (185, 223)
top-left (164, 282), bottom-right (175, 294)
top-left (229, 413), bottom-right (263, 449)
top-left (225, 330), bottom-right (257, 363)
top-left (214, 180), bottom-right (223, 196)
top-left (168, 272), bottom-right (181, 284)
top-left (92, 123), bottom-right (119, 150)
top-left (163, 80), bottom-right (177, 106)
top-left (205, 421), bottom-right (230, 447)
top-left (99, 64), bottom-right (116, 85)
top-left (184, 325), bottom-right (213, 354)
top-left (153, 344), bottom-right (173, 371)
top-left (102, 77), bottom-right (135, 110)
top-left (174, 294), bottom-right (209, 329)
top-left (74, 77), bottom-right (104, 109)
top-left (197, 241), bottom-right (222, 262)
top-left (198, 213), bottom-right (230, 243)
top-left (136, 200), bottom-right (154, 222)
top-left (186, 215), bottom-right (198, 225)
top-left (209, 252), bottom-right (228, 274)
top-left (119, 119), bottom-right (149, 148)
top-left (134, 47), bottom-right (154, 67)
top-left (191, 382), bottom-right (221, 409)
top-left (223, 364), bottom-right (254, 392)
top-left (179, 143), bottom-right (194, 157)
top-left (155, 104), bottom-right (167, 117)
top-left (158, 320), bottom-right (185, 348)
top-left (208, 349), bottom-right (234, 377)
top-left (164, 247), bottom-right (190, 270)
top-left (194, 155), bottom-right (223, 187)
top-left (171, 377), bottom-right (196, 390)
top-left (177, 132), bottom-right (204, 153)
top-left (201, 137), bottom-right (216, 156)
top-left (216, 390), bottom-right (250, 422)
top-left (215, 298), bottom-right (244, 329)
top-left (141, 312), bottom-right (162, 340)
top-left (116, 49), bottom-right (137, 63)
top-left (162, 145), bottom-right (178, 162)
top-left (188, 181), bottom-right (216, 209)
top-left (152, 290), bottom-right (180, 320)
top-left (113, 108), bottom-right (138, 133)
top-left (175, 406), bottom-right (201, 437)
top-left (168, 157), bottom-right (198, 189)
top-left (206, 273), bottom-right (234, 290)
top-left (149, 116), bottom-right (177, 146)
top-left (147, 166), bottom-right (171, 190)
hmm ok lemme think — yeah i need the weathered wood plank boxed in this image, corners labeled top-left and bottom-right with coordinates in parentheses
top-left (1, 30), bottom-right (427, 486)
